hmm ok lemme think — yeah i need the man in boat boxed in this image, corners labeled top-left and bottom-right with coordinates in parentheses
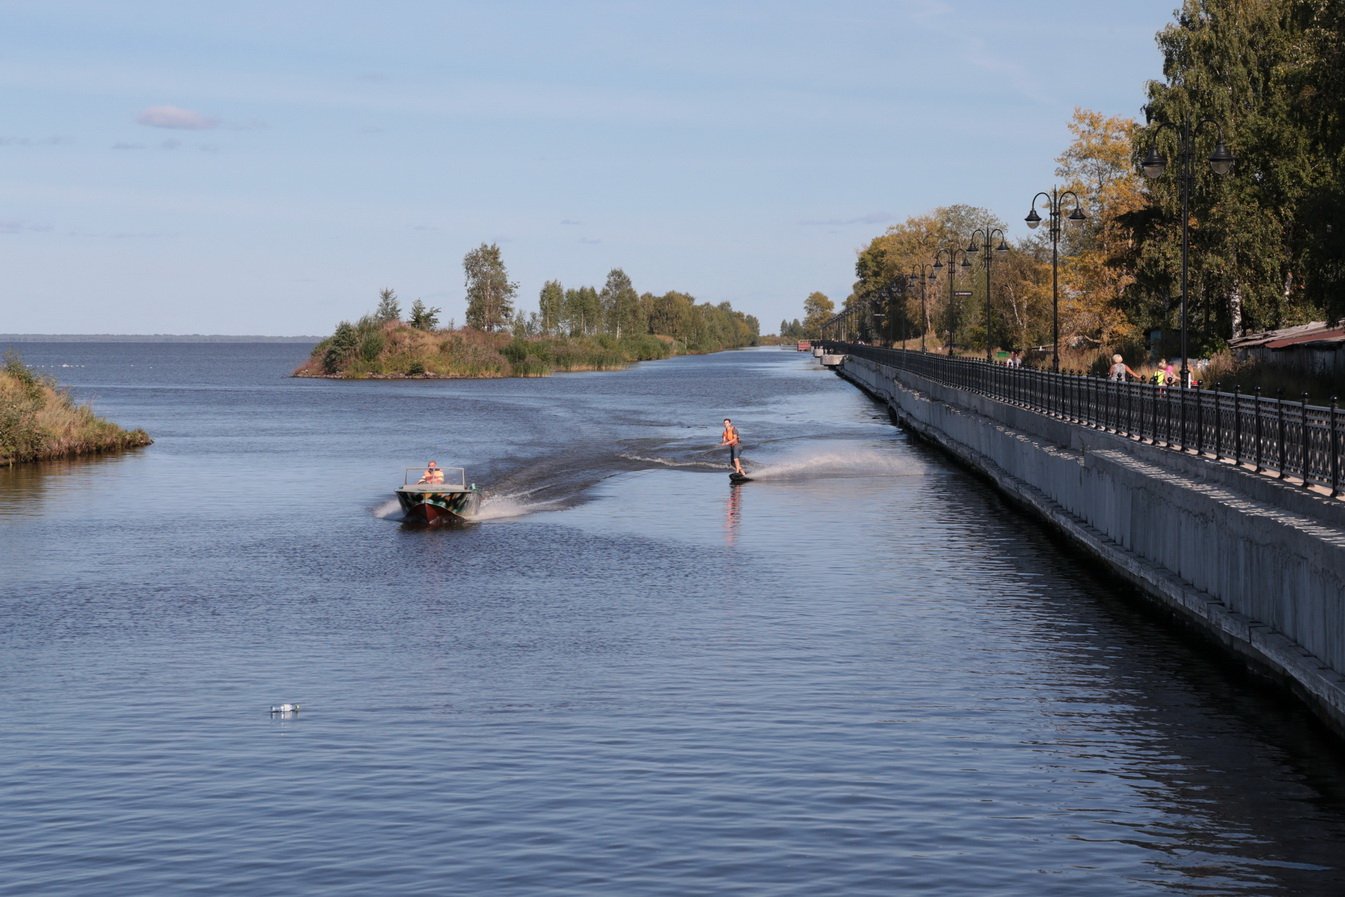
top-left (418, 460), bottom-right (445, 484)
top-left (720, 418), bottom-right (746, 477)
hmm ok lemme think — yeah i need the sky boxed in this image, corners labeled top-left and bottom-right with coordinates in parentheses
top-left (1, 1), bottom-right (1183, 336)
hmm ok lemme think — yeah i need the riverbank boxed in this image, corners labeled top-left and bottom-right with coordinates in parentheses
top-left (294, 322), bottom-right (722, 379)
top-left (831, 350), bottom-right (1345, 740)
top-left (0, 353), bottom-right (151, 465)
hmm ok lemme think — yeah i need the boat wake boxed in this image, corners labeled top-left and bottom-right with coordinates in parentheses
top-left (373, 498), bottom-right (403, 520)
top-left (619, 452), bottom-right (724, 472)
top-left (745, 443), bottom-right (924, 481)
top-left (470, 490), bottom-right (566, 521)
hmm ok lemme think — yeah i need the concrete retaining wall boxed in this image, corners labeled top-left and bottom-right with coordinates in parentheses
top-left (837, 354), bottom-right (1345, 736)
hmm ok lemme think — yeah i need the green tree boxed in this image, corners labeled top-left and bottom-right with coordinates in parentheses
top-left (323, 321), bottom-right (358, 372)
top-left (599, 268), bottom-right (641, 337)
top-left (464, 243), bottom-right (517, 332)
top-left (564, 286), bottom-right (600, 336)
top-left (409, 299), bottom-right (441, 331)
top-left (538, 280), bottom-right (565, 335)
top-left (1135, 0), bottom-right (1319, 348)
top-left (374, 287), bottom-right (401, 323)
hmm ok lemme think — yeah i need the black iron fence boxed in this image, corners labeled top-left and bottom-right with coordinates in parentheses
top-left (825, 342), bottom-right (1343, 499)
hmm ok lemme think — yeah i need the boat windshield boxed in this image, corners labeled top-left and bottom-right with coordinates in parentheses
top-left (404, 466), bottom-right (468, 488)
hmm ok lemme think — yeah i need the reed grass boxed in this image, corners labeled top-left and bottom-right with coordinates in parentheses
top-left (1, 353), bottom-right (152, 466)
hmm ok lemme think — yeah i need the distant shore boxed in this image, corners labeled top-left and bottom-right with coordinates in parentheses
top-left (294, 321), bottom-right (755, 380)
top-left (0, 334), bottom-right (319, 343)
top-left (1, 354), bottom-right (152, 466)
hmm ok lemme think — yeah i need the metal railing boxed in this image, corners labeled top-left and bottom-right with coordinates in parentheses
top-left (826, 342), bottom-right (1343, 499)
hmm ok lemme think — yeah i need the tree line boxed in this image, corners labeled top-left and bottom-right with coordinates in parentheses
top-left (801, 0), bottom-right (1345, 367)
top-left (452, 242), bottom-right (759, 353)
top-left (305, 242), bottom-right (760, 377)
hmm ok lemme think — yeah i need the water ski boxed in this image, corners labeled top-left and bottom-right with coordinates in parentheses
top-left (729, 472), bottom-right (753, 484)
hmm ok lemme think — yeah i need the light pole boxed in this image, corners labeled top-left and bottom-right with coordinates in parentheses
top-left (1140, 115), bottom-right (1235, 391)
top-left (1025, 188), bottom-right (1087, 372)
top-left (932, 247), bottom-right (971, 357)
top-left (908, 264), bottom-right (937, 353)
top-left (966, 227), bottom-right (1009, 362)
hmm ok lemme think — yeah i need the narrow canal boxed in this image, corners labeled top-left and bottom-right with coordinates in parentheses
top-left (3, 341), bottom-right (1344, 895)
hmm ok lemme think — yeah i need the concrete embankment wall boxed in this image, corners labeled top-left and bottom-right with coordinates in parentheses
top-left (836, 354), bottom-right (1345, 736)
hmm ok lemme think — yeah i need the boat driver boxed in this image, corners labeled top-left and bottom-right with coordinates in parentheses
top-left (419, 460), bottom-right (445, 484)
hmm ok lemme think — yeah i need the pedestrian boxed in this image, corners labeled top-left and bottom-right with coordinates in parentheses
top-left (1108, 354), bottom-right (1138, 382)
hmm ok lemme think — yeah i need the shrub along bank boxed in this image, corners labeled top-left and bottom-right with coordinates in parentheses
top-left (0, 353), bottom-right (152, 465)
top-left (294, 322), bottom-right (730, 379)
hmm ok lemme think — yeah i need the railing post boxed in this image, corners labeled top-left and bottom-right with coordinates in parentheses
top-left (1277, 388), bottom-right (1287, 478)
top-left (1164, 381), bottom-right (1174, 447)
top-left (1301, 392), bottom-right (1312, 489)
top-left (1194, 380), bottom-right (1204, 455)
top-left (1151, 381), bottom-right (1159, 445)
top-left (1232, 384), bottom-right (1241, 465)
top-left (1254, 386), bottom-right (1265, 473)
top-left (1119, 376), bottom-right (1129, 435)
top-left (1332, 396), bottom-right (1340, 499)
top-left (1213, 383), bottom-right (1221, 460)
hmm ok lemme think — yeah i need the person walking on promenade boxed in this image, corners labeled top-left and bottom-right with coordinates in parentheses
top-left (1109, 354), bottom-right (1138, 382)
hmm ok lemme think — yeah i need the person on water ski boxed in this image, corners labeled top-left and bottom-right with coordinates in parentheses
top-left (721, 418), bottom-right (746, 476)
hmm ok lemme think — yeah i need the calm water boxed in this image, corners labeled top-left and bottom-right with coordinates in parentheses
top-left (3, 342), bottom-right (1345, 896)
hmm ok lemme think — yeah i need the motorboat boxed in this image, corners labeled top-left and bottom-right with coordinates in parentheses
top-left (395, 465), bottom-right (480, 525)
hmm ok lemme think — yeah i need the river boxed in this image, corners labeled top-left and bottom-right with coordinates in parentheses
top-left (3, 341), bottom-right (1344, 896)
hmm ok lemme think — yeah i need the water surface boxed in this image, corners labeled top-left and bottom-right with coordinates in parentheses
top-left (3, 342), bottom-right (1344, 895)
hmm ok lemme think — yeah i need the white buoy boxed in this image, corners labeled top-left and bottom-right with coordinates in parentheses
top-left (270, 703), bottom-right (300, 714)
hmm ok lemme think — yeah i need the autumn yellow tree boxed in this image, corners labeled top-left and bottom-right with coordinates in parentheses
top-left (1053, 107), bottom-right (1147, 350)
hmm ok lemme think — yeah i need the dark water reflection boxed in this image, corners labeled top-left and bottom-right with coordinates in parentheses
top-left (2, 341), bottom-right (1344, 896)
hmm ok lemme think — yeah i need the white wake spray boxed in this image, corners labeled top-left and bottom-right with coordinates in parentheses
top-left (746, 442), bottom-right (924, 481)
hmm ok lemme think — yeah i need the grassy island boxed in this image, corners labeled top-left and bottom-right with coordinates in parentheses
top-left (295, 284), bottom-right (761, 380)
top-left (1, 353), bottom-right (152, 466)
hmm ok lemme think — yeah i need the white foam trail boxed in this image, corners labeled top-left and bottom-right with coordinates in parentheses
top-left (373, 498), bottom-right (402, 519)
top-left (621, 453), bottom-right (723, 471)
top-left (469, 492), bottom-right (563, 521)
top-left (748, 443), bottom-right (924, 481)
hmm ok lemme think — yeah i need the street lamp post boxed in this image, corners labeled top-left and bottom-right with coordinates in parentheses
top-left (967, 227), bottom-right (1009, 362)
top-left (1140, 115), bottom-right (1235, 392)
top-left (932, 247), bottom-right (971, 357)
top-left (1025, 188), bottom-right (1087, 372)
top-left (908, 264), bottom-right (937, 353)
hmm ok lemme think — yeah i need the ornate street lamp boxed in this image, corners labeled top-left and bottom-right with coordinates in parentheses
top-left (907, 264), bottom-right (937, 353)
top-left (1025, 188), bottom-right (1087, 372)
top-left (1140, 114), bottom-right (1235, 394)
top-left (932, 247), bottom-right (972, 357)
top-left (966, 227), bottom-right (1009, 362)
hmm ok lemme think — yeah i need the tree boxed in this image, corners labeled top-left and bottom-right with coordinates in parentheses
top-left (1134, 0), bottom-right (1319, 348)
top-left (323, 321), bottom-right (358, 372)
top-left (464, 243), bottom-right (517, 332)
top-left (802, 291), bottom-right (834, 335)
top-left (538, 280), bottom-right (565, 335)
top-left (1053, 108), bottom-right (1146, 349)
top-left (409, 299), bottom-right (441, 331)
top-left (599, 268), bottom-right (641, 337)
top-left (374, 288), bottom-right (401, 323)
top-left (564, 286), bottom-right (600, 336)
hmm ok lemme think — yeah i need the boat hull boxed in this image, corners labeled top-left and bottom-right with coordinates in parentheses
top-left (395, 485), bottom-right (480, 525)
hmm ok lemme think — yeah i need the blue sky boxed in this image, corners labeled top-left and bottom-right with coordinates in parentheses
top-left (1, 1), bottom-right (1180, 336)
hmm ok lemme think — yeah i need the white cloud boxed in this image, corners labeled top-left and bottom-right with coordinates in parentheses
top-left (136, 105), bottom-right (219, 130)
